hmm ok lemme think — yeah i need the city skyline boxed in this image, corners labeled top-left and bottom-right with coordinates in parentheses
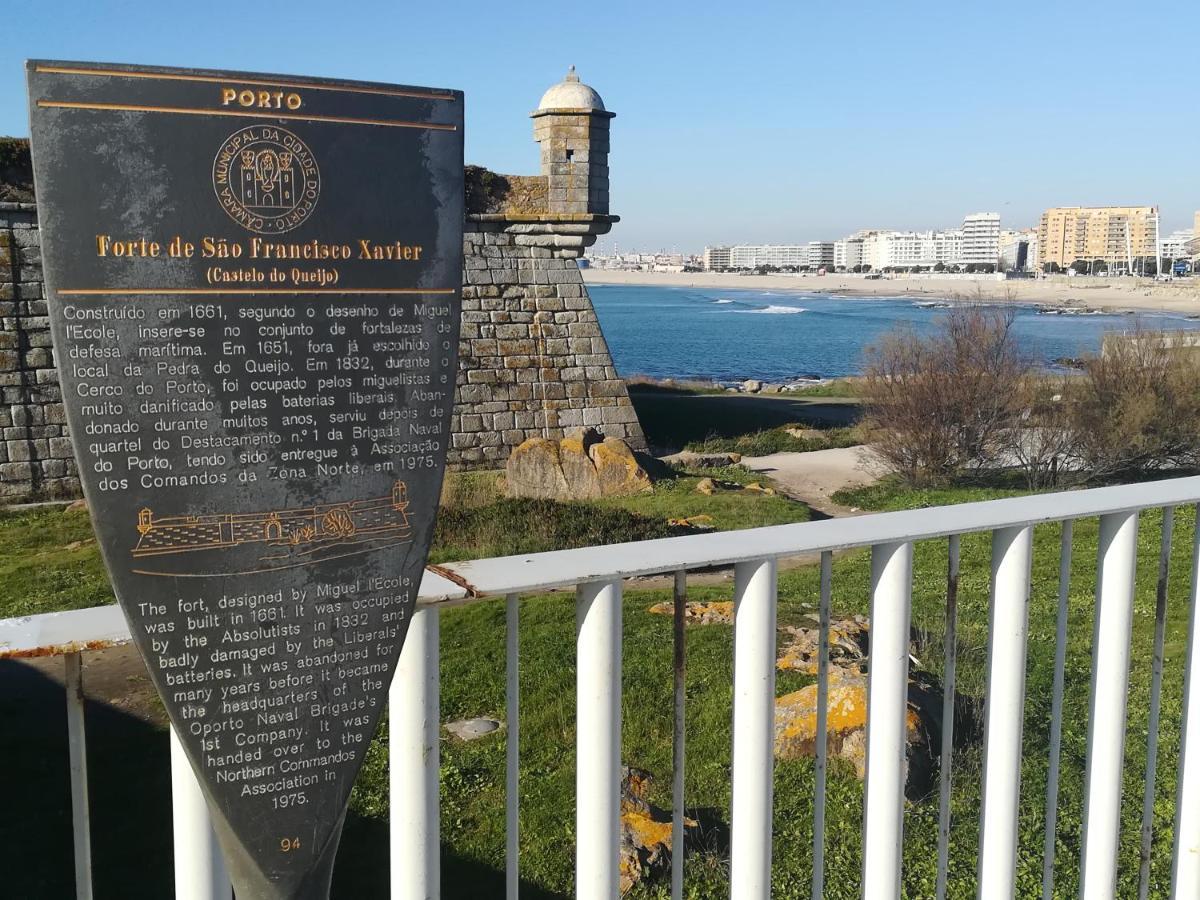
top-left (5, 0), bottom-right (1199, 250)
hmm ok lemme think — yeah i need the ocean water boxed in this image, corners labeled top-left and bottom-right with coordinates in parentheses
top-left (587, 284), bottom-right (1200, 383)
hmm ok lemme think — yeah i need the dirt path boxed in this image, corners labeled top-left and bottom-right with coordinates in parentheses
top-left (741, 445), bottom-right (884, 518)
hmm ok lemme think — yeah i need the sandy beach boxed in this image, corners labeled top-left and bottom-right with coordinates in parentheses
top-left (582, 268), bottom-right (1200, 316)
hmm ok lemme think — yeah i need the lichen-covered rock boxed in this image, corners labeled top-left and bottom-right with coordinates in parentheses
top-left (667, 514), bottom-right (716, 532)
top-left (647, 600), bottom-right (734, 625)
top-left (505, 428), bottom-right (652, 500)
top-left (590, 436), bottom-right (653, 496)
top-left (774, 672), bottom-right (943, 796)
top-left (560, 430), bottom-right (603, 499)
top-left (619, 766), bottom-right (695, 894)
top-left (504, 438), bottom-right (571, 500)
top-left (742, 481), bottom-right (777, 496)
top-left (776, 615), bottom-right (871, 675)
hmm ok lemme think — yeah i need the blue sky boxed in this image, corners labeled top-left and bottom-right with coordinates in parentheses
top-left (5, 0), bottom-right (1198, 252)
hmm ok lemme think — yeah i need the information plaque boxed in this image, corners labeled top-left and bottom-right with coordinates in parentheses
top-left (27, 60), bottom-right (463, 898)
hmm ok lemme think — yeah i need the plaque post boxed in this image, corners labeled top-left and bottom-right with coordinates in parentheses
top-left (28, 60), bottom-right (463, 899)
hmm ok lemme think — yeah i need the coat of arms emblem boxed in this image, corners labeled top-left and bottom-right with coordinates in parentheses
top-left (212, 125), bottom-right (320, 234)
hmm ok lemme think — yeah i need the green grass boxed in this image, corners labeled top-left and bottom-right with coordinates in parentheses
top-left (0, 504), bottom-right (114, 618)
top-left (686, 425), bottom-right (861, 456)
top-left (430, 498), bottom-right (676, 564)
top-left (4, 477), bottom-right (1193, 897)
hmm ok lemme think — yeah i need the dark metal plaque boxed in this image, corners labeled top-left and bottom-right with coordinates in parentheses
top-left (26, 60), bottom-right (463, 898)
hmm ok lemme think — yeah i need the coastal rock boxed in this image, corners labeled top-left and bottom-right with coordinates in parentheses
top-left (774, 673), bottom-right (940, 794)
top-left (506, 429), bottom-right (652, 500)
top-left (647, 599), bottom-right (733, 625)
top-left (659, 450), bottom-right (743, 469)
top-left (505, 438), bottom-right (571, 499)
top-left (760, 383), bottom-right (784, 394)
top-left (741, 481), bottom-right (777, 496)
top-left (694, 477), bottom-right (717, 496)
top-left (560, 430), bottom-right (604, 499)
top-left (776, 615), bottom-right (871, 675)
top-left (590, 436), bottom-right (653, 496)
top-left (620, 766), bottom-right (696, 894)
top-left (667, 514), bottom-right (716, 532)
top-left (741, 379), bottom-right (763, 393)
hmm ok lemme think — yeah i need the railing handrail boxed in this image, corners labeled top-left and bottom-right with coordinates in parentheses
top-left (5, 473), bottom-right (1200, 660)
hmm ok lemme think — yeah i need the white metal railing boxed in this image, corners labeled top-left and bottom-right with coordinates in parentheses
top-left (5, 474), bottom-right (1200, 898)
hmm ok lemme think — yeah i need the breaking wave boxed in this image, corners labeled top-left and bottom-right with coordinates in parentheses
top-left (739, 305), bottom-right (807, 315)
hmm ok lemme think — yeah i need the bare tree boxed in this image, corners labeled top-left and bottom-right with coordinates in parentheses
top-left (860, 307), bottom-right (1029, 486)
top-left (1001, 376), bottom-right (1077, 489)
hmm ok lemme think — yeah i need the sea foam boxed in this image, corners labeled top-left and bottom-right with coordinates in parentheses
top-left (740, 305), bottom-right (806, 315)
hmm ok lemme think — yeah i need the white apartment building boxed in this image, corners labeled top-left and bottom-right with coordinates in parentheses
top-left (727, 244), bottom-right (810, 269)
top-left (961, 212), bottom-right (1001, 267)
top-left (863, 230), bottom-right (965, 269)
top-left (999, 228), bottom-right (1037, 271)
top-left (702, 246), bottom-right (731, 270)
top-left (834, 238), bottom-right (864, 270)
top-left (807, 241), bottom-right (835, 270)
top-left (1162, 229), bottom-right (1196, 261)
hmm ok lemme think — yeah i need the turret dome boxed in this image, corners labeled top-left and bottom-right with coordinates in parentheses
top-left (536, 66), bottom-right (605, 112)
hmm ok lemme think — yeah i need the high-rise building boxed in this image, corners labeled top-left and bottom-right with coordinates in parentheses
top-left (703, 246), bottom-right (731, 270)
top-left (807, 241), bottom-right (835, 270)
top-left (862, 230), bottom-right (964, 269)
top-left (834, 237), bottom-right (864, 270)
top-left (726, 245), bottom-right (809, 269)
top-left (999, 228), bottom-right (1037, 271)
top-left (1036, 206), bottom-right (1158, 271)
top-left (1161, 230), bottom-right (1196, 261)
top-left (961, 213), bottom-right (1001, 267)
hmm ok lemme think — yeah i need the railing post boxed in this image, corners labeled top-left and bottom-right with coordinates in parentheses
top-left (1080, 511), bottom-right (1139, 899)
top-left (576, 579), bottom-right (622, 900)
top-left (977, 526), bottom-right (1034, 899)
top-left (391, 606), bottom-right (440, 900)
top-left (862, 541), bottom-right (913, 900)
top-left (64, 652), bottom-right (93, 900)
top-left (730, 557), bottom-right (777, 900)
top-left (671, 570), bottom-right (687, 900)
top-left (506, 594), bottom-right (520, 900)
top-left (1140, 507), bottom-right (1175, 900)
top-left (935, 534), bottom-right (961, 900)
top-left (1042, 520), bottom-right (1074, 900)
top-left (170, 726), bottom-right (231, 900)
top-left (812, 550), bottom-right (833, 900)
top-left (1171, 506), bottom-right (1200, 898)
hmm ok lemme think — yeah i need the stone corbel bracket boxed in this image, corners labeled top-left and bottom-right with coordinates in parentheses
top-left (467, 213), bottom-right (619, 259)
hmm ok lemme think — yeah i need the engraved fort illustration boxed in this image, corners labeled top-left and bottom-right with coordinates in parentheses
top-left (130, 481), bottom-right (412, 575)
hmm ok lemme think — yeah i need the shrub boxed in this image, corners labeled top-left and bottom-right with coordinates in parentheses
top-left (1066, 330), bottom-right (1200, 480)
top-left (860, 307), bottom-right (1028, 486)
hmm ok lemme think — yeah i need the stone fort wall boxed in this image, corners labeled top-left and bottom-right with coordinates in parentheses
top-left (0, 196), bottom-right (643, 503)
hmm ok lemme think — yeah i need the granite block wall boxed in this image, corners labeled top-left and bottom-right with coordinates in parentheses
top-left (0, 201), bottom-right (643, 502)
top-left (451, 219), bottom-right (643, 467)
top-left (0, 201), bottom-right (80, 501)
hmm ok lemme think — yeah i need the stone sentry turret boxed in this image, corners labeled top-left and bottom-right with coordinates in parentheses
top-left (0, 71), bottom-right (644, 500)
top-left (452, 68), bottom-right (644, 468)
top-left (532, 65), bottom-right (613, 215)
